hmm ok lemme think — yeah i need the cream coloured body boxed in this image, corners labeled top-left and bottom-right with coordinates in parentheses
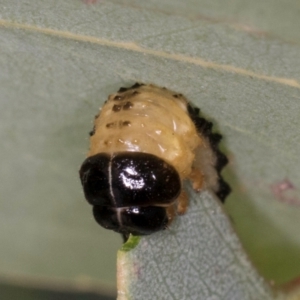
top-left (89, 85), bottom-right (201, 179)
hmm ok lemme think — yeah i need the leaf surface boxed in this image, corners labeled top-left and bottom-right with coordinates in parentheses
top-left (0, 0), bottom-right (300, 298)
top-left (118, 187), bottom-right (277, 300)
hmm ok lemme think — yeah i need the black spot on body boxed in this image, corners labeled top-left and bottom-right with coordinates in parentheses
top-left (215, 152), bottom-right (228, 172)
top-left (130, 82), bottom-right (144, 89)
top-left (122, 121), bottom-right (131, 126)
top-left (209, 133), bottom-right (222, 150)
top-left (194, 107), bottom-right (200, 114)
top-left (118, 83), bottom-right (144, 93)
top-left (112, 104), bottom-right (122, 112)
top-left (216, 178), bottom-right (231, 202)
top-left (118, 87), bottom-right (128, 93)
top-left (106, 122), bottom-right (115, 128)
top-left (173, 94), bottom-right (183, 98)
top-left (114, 95), bottom-right (124, 101)
top-left (123, 101), bottom-right (133, 110)
top-left (195, 118), bottom-right (213, 135)
top-left (89, 126), bottom-right (96, 136)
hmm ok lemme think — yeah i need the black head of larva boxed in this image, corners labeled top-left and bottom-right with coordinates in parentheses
top-left (79, 152), bottom-right (181, 235)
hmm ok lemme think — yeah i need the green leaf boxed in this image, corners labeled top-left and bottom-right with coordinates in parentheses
top-left (1, 0), bottom-right (300, 299)
top-left (117, 186), bottom-right (278, 300)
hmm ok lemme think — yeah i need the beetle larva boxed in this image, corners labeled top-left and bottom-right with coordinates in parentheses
top-left (79, 83), bottom-right (230, 237)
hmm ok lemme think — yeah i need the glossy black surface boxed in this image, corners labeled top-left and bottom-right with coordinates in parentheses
top-left (93, 205), bottom-right (168, 235)
top-left (80, 152), bottom-right (181, 207)
top-left (111, 152), bottom-right (181, 207)
top-left (79, 153), bottom-right (111, 206)
top-left (80, 152), bottom-right (180, 235)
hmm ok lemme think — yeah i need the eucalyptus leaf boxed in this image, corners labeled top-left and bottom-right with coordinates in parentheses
top-left (117, 186), bottom-right (279, 300)
top-left (0, 0), bottom-right (300, 298)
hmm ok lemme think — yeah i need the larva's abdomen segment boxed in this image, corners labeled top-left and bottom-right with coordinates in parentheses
top-left (89, 85), bottom-right (201, 178)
